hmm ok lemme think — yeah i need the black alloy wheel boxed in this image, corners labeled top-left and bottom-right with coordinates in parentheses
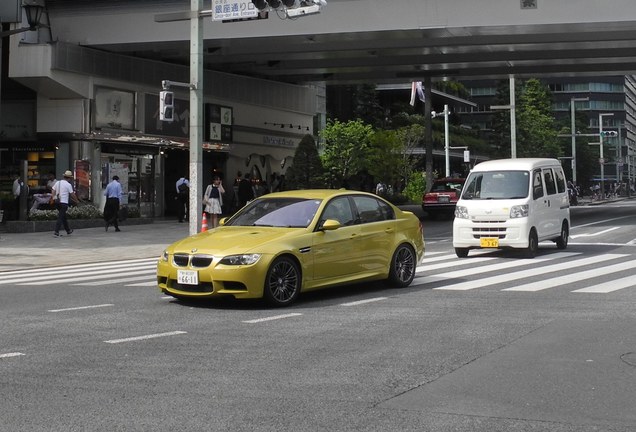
top-left (263, 256), bottom-right (301, 307)
top-left (388, 244), bottom-right (416, 287)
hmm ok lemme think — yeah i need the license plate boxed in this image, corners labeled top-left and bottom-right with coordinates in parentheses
top-left (480, 237), bottom-right (499, 248)
top-left (177, 269), bottom-right (199, 285)
top-left (437, 195), bottom-right (450, 203)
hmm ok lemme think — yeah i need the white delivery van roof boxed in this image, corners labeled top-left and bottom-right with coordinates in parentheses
top-left (470, 158), bottom-right (561, 172)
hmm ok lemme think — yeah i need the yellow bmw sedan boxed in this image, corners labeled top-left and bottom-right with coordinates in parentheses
top-left (157, 189), bottom-right (425, 307)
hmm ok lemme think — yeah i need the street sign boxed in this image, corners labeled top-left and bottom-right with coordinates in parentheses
top-left (212, 0), bottom-right (259, 21)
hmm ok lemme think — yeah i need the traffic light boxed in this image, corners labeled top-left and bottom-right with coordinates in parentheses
top-left (159, 90), bottom-right (174, 122)
top-left (600, 130), bottom-right (617, 137)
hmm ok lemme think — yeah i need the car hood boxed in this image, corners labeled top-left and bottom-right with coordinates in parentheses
top-left (167, 226), bottom-right (305, 255)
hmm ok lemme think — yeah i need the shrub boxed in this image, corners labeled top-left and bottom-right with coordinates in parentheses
top-left (29, 203), bottom-right (103, 221)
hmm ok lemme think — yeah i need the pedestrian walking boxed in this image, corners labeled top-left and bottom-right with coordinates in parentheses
top-left (104, 175), bottom-right (123, 232)
top-left (176, 176), bottom-right (190, 223)
top-left (52, 170), bottom-right (79, 237)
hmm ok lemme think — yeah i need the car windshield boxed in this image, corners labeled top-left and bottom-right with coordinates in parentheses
top-left (226, 197), bottom-right (322, 228)
top-left (461, 171), bottom-right (529, 200)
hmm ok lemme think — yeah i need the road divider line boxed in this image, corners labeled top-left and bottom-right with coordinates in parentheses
top-left (104, 331), bottom-right (187, 344)
top-left (341, 297), bottom-right (388, 306)
top-left (242, 313), bottom-right (302, 323)
top-left (48, 303), bottom-right (114, 312)
top-left (0, 352), bottom-right (25, 359)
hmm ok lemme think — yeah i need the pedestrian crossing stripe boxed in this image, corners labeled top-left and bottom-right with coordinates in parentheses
top-left (1, 252), bottom-right (636, 294)
top-left (429, 253), bottom-right (624, 291)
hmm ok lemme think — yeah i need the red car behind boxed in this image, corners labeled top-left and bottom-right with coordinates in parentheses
top-left (421, 178), bottom-right (465, 219)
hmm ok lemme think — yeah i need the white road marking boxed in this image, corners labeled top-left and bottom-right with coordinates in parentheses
top-left (48, 303), bottom-right (114, 313)
top-left (74, 275), bottom-right (155, 286)
top-left (434, 253), bottom-right (621, 291)
top-left (126, 281), bottom-right (157, 287)
top-left (22, 268), bottom-right (156, 285)
top-left (504, 255), bottom-right (631, 291)
top-left (570, 226), bottom-right (620, 239)
top-left (104, 331), bottom-right (187, 344)
top-left (0, 352), bottom-right (25, 359)
top-left (571, 215), bottom-right (633, 229)
top-left (242, 313), bottom-right (302, 323)
top-left (0, 258), bottom-right (157, 279)
top-left (341, 297), bottom-right (387, 306)
top-left (573, 274), bottom-right (636, 293)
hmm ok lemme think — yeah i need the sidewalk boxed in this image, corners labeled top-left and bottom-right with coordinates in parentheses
top-left (0, 220), bottom-right (190, 272)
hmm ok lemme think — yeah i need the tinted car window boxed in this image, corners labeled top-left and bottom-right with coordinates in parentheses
top-left (227, 197), bottom-right (321, 227)
top-left (554, 167), bottom-right (566, 193)
top-left (321, 197), bottom-right (355, 226)
top-left (544, 169), bottom-right (557, 195)
top-left (351, 196), bottom-right (394, 223)
top-left (533, 169), bottom-right (544, 199)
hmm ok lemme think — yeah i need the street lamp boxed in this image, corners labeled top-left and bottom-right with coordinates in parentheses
top-left (598, 112), bottom-right (614, 198)
top-left (570, 97), bottom-right (589, 185)
top-left (0, 0), bottom-right (44, 37)
top-left (432, 104), bottom-right (451, 177)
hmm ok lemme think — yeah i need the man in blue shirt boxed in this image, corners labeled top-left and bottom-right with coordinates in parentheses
top-left (104, 175), bottom-right (123, 232)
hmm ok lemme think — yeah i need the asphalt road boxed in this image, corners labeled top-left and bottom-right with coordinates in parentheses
top-left (1, 200), bottom-right (635, 432)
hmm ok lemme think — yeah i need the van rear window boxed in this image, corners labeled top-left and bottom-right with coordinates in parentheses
top-left (461, 171), bottom-right (530, 200)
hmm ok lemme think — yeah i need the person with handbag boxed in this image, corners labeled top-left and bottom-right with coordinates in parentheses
top-left (203, 176), bottom-right (224, 229)
top-left (51, 170), bottom-right (79, 237)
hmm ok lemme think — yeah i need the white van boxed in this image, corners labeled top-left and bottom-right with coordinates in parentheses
top-left (452, 158), bottom-right (570, 258)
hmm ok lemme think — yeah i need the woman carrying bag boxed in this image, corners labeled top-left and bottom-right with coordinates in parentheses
top-left (203, 176), bottom-right (225, 229)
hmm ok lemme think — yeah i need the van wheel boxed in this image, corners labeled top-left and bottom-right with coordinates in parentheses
top-left (455, 248), bottom-right (469, 258)
top-left (556, 221), bottom-right (569, 249)
top-left (523, 229), bottom-right (539, 258)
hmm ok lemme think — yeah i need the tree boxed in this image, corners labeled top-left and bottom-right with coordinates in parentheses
top-left (320, 119), bottom-right (374, 188)
top-left (366, 129), bottom-right (402, 188)
top-left (516, 78), bottom-right (561, 158)
top-left (283, 134), bottom-right (325, 190)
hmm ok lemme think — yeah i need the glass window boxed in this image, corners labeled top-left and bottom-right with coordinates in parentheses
top-left (351, 195), bottom-right (394, 224)
top-left (461, 171), bottom-right (529, 200)
top-left (321, 197), bottom-right (355, 226)
top-left (227, 197), bottom-right (320, 228)
top-left (533, 169), bottom-right (544, 200)
top-left (544, 169), bottom-right (557, 195)
top-left (554, 168), bottom-right (566, 193)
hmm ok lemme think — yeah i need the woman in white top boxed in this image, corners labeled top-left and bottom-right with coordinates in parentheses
top-left (203, 176), bottom-right (225, 228)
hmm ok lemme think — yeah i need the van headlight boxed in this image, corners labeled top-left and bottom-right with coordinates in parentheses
top-left (510, 205), bottom-right (529, 218)
top-left (455, 205), bottom-right (468, 219)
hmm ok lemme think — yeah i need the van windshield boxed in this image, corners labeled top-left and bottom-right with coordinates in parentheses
top-left (461, 171), bottom-right (530, 200)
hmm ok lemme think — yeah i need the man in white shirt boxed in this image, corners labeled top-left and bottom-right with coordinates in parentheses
top-left (51, 170), bottom-right (79, 237)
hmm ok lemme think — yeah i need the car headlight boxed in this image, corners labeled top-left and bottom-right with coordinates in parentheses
top-left (510, 205), bottom-right (529, 218)
top-left (161, 250), bottom-right (169, 261)
top-left (455, 205), bottom-right (468, 219)
top-left (219, 254), bottom-right (261, 265)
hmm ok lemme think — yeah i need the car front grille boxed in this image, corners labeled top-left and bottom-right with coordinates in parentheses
top-left (172, 253), bottom-right (214, 268)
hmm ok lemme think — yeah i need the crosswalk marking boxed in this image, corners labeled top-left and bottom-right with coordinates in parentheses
top-left (21, 268), bottom-right (155, 286)
top-left (431, 253), bottom-right (622, 291)
top-left (572, 273), bottom-right (636, 293)
top-left (0, 261), bottom-right (157, 285)
top-left (74, 274), bottom-right (156, 286)
top-left (2, 252), bottom-right (636, 295)
top-left (504, 258), bottom-right (632, 292)
top-left (417, 252), bottom-right (578, 288)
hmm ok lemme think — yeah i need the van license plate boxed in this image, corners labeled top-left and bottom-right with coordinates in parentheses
top-left (177, 270), bottom-right (199, 285)
top-left (480, 237), bottom-right (499, 248)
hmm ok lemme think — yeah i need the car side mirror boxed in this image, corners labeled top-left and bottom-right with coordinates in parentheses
top-left (219, 217), bottom-right (227, 226)
top-left (320, 219), bottom-right (341, 231)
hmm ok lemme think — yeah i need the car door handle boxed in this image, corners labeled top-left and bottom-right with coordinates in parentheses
top-left (385, 228), bottom-right (394, 233)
